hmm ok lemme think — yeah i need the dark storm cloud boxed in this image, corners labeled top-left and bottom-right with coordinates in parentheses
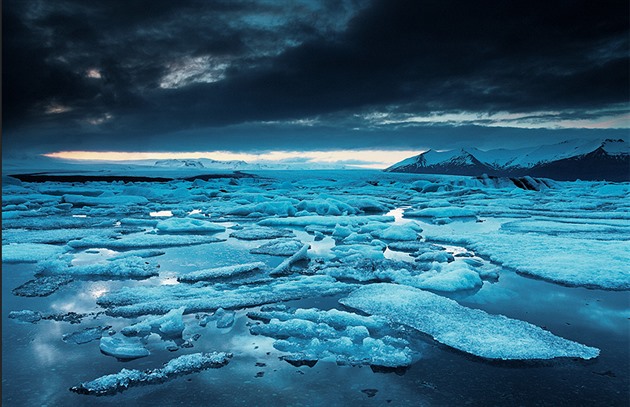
top-left (2, 0), bottom-right (628, 153)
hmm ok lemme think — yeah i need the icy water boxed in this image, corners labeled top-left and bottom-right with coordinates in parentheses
top-left (2, 170), bottom-right (629, 405)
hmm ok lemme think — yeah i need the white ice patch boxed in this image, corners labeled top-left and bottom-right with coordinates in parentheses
top-left (155, 217), bottom-right (225, 234)
top-left (68, 233), bottom-right (225, 249)
top-left (99, 334), bottom-right (150, 360)
top-left (178, 262), bottom-right (266, 282)
top-left (340, 284), bottom-right (600, 360)
top-left (2, 243), bottom-right (67, 263)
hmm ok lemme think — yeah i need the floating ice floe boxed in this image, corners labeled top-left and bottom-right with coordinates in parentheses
top-left (71, 352), bottom-right (232, 395)
top-left (340, 284), bottom-right (600, 360)
top-left (155, 217), bottom-right (225, 234)
top-left (98, 275), bottom-right (355, 317)
top-left (423, 231), bottom-right (630, 290)
top-left (37, 256), bottom-right (158, 278)
top-left (12, 275), bottom-right (73, 297)
top-left (250, 239), bottom-right (305, 256)
top-left (100, 334), bottom-right (150, 360)
top-left (121, 307), bottom-right (186, 339)
top-left (248, 306), bottom-right (412, 367)
top-left (178, 262), bottom-right (266, 282)
top-left (371, 223), bottom-right (423, 241)
top-left (63, 326), bottom-right (110, 345)
top-left (2, 243), bottom-right (67, 263)
top-left (317, 258), bottom-right (483, 292)
top-left (230, 226), bottom-right (294, 240)
top-left (68, 233), bottom-right (225, 249)
top-left (9, 309), bottom-right (88, 324)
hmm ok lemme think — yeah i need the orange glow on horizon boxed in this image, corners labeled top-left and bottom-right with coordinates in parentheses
top-left (43, 149), bottom-right (424, 168)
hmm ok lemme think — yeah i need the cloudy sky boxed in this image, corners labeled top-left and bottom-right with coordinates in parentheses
top-left (3, 0), bottom-right (629, 165)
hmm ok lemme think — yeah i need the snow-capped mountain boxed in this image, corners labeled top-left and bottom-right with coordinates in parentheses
top-left (386, 139), bottom-right (629, 181)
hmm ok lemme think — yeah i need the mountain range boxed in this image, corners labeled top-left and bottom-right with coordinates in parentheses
top-left (385, 139), bottom-right (630, 181)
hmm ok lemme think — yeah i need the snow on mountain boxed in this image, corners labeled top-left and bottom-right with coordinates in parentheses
top-left (386, 139), bottom-right (629, 181)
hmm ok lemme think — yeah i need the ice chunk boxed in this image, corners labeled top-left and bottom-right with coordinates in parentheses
top-left (331, 244), bottom-right (385, 262)
top-left (38, 256), bottom-right (158, 278)
top-left (98, 275), bottom-right (354, 317)
top-left (214, 308), bottom-right (235, 328)
top-left (258, 215), bottom-right (395, 228)
top-left (12, 275), bottom-right (73, 297)
top-left (155, 217), bottom-right (225, 234)
top-left (121, 307), bottom-right (186, 339)
top-left (340, 284), bottom-right (599, 360)
top-left (70, 352), bottom-right (232, 395)
top-left (178, 262), bottom-right (266, 283)
top-left (8, 310), bottom-right (42, 324)
top-left (227, 200), bottom-right (297, 217)
top-left (100, 335), bottom-right (150, 360)
top-left (230, 226), bottom-right (294, 240)
top-left (270, 244), bottom-right (309, 276)
top-left (250, 239), bottom-right (305, 256)
top-left (68, 233), bottom-right (224, 249)
top-left (2, 243), bottom-right (67, 263)
top-left (371, 224), bottom-right (422, 241)
top-left (248, 307), bottom-right (412, 367)
top-left (63, 326), bottom-right (110, 345)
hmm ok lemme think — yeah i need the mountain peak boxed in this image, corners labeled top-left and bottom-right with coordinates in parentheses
top-left (386, 139), bottom-right (629, 181)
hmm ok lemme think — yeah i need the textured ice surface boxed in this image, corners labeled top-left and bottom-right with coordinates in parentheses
top-left (341, 284), bottom-right (600, 360)
top-left (100, 335), bottom-right (150, 360)
top-left (250, 239), bottom-right (305, 256)
top-left (38, 256), bottom-right (158, 278)
top-left (71, 352), bottom-right (232, 395)
top-left (248, 307), bottom-right (412, 367)
top-left (121, 307), bottom-right (186, 338)
top-left (98, 275), bottom-right (355, 317)
top-left (155, 217), bottom-right (225, 234)
top-left (68, 233), bottom-right (224, 249)
top-left (2, 243), bottom-right (67, 263)
top-left (12, 275), bottom-right (73, 297)
top-left (230, 226), bottom-right (294, 240)
top-left (178, 262), bottom-right (266, 282)
top-left (270, 243), bottom-right (310, 276)
top-left (317, 259), bottom-right (483, 292)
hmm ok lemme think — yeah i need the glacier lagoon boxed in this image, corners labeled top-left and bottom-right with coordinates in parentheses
top-left (2, 170), bottom-right (629, 405)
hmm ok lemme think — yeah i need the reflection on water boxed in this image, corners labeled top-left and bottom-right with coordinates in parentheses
top-left (3, 213), bottom-right (630, 406)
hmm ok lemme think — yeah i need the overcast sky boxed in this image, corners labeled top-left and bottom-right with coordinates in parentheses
top-left (3, 0), bottom-right (629, 159)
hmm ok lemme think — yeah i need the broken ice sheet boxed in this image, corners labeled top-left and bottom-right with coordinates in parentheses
top-left (97, 275), bottom-right (355, 317)
top-left (250, 239), bottom-right (305, 256)
top-left (230, 226), bottom-right (294, 240)
top-left (100, 334), bottom-right (151, 360)
top-left (340, 283), bottom-right (600, 360)
top-left (247, 306), bottom-right (413, 367)
top-left (71, 352), bottom-right (232, 396)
